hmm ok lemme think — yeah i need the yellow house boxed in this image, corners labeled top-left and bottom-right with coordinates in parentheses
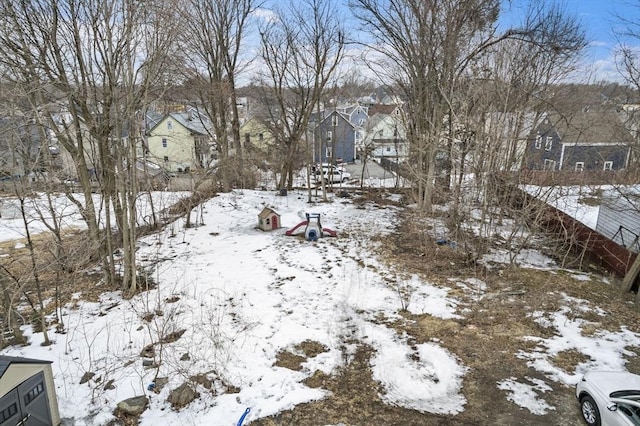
top-left (240, 117), bottom-right (275, 159)
top-left (146, 110), bottom-right (213, 173)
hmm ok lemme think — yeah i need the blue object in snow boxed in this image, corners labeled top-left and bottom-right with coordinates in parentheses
top-left (147, 383), bottom-right (156, 391)
top-left (436, 239), bottom-right (457, 249)
top-left (237, 407), bottom-right (250, 426)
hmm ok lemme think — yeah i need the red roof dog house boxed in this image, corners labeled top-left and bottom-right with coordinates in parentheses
top-left (258, 207), bottom-right (281, 231)
top-left (0, 356), bottom-right (61, 425)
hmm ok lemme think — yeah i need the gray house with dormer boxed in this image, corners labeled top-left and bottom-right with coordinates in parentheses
top-left (525, 110), bottom-right (632, 171)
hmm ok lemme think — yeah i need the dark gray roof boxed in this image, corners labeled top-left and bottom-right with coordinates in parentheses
top-left (0, 355), bottom-right (51, 379)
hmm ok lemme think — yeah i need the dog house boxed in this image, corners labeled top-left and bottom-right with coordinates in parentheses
top-left (0, 356), bottom-right (60, 426)
top-left (258, 207), bottom-right (280, 231)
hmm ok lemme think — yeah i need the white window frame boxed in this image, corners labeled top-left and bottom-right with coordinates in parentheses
top-left (544, 136), bottom-right (553, 151)
top-left (325, 146), bottom-right (333, 158)
top-left (167, 120), bottom-right (173, 130)
top-left (331, 115), bottom-right (338, 126)
top-left (535, 135), bottom-right (542, 149)
top-left (575, 162), bottom-right (584, 172)
top-left (604, 161), bottom-right (613, 170)
top-left (543, 159), bottom-right (556, 171)
top-left (162, 138), bottom-right (167, 148)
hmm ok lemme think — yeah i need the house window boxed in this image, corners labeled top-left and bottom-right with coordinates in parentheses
top-left (326, 130), bottom-right (332, 142)
top-left (244, 133), bottom-right (250, 144)
top-left (162, 138), bottom-right (167, 148)
top-left (167, 120), bottom-right (173, 130)
top-left (543, 159), bottom-right (556, 171)
top-left (575, 162), bottom-right (584, 172)
top-left (395, 109), bottom-right (400, 115)
top-left (604, 161), bottom-right (613, 170)
top-left (331, 115), bottom-right (338, 126)
top-left (163, 156), bottom-right (169, 162)
top-left (326, 147), bottom-right (333, 158)
top-left (386, 147), bottom-right (391, 152)
top-left (259, 133), bottom-right (264, 141)
top-left (544, 136), bottom-right (552, 151)
top-left (359, 119), bottom-right (365, 125)
top-left (535, 135), bottom-right (542, 149)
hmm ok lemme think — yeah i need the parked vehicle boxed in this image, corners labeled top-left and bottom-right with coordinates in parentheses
top-left (313, 164), bottom-right (351, 183)
top-left (576, 371), bottom-right (640, 425)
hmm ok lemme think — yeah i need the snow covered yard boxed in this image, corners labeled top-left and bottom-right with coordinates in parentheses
top-left (1, 188), bottom-right (640, 425)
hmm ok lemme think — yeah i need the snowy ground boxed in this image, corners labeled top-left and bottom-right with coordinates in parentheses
top-left (1, 188), bottom-right (639, 425)
top-left (0, 191), bottom-right (190, 243)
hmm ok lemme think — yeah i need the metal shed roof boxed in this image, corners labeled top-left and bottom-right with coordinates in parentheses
top-left (0, 356), bottom-right (52, 379)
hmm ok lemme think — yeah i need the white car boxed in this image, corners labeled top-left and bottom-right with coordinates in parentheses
top-left (313, 165), bottom-right (351, 183)
top-left (576, 371), bottom-right (640, 425)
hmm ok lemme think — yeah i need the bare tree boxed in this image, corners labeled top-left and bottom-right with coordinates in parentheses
top-left (350, 0), bottom-right (586, 212)
top-left (0, 0), bottom-right (179, 293)
top-left (256, 0), bottom-right (345, 190)
top-left (180, 0), bottom-right (257, 189)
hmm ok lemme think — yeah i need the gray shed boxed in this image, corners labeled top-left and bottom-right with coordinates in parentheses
top-left (596, 195), bottom-right (640, 253)
top-left (0, 356), bottom-right (60, 426)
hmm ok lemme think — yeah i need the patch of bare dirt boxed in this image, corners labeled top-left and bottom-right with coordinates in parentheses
top-left (257, 199), bottom-right (639, 425)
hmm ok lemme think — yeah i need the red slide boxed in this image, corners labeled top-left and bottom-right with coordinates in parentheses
top-left (285, 221), bottom-right (308, 236)
top-left (322, 228), bottom-right (337, 237)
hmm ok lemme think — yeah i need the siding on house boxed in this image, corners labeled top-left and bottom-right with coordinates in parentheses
top-left (560, 143), bottom-right (630, 171)
top-left (596, 196), bottom-right (640, 252)
top-left (314, 111), bottom-right (357, 164)
top-left (525, 109), bottom-right (633, 171)
top-left (524, 116), bottom-right (563, 170)
top-left (146, 111), bottom-right (212, 172)
top-left (240, 117), bottom-right (275, 153)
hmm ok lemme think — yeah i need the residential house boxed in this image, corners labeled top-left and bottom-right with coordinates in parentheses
top-left (479, 111), bottom-right (537, 172)
top-left (313, 111), bottom-right (357, 164)
top-left (0, 117), bottom-right (59, 179)
top-left (337, 104), bottom-right (369, 127)
top-left (367, 103), bottom-right (403, 118)
top-left (360, 105), bottom-right (408, 162)
top-left (525, 109), bottom-right (632, 172)
top-left (239, 117), bottom-right (276, 161)
top-left (145, 109), bottom-right (213, 173)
